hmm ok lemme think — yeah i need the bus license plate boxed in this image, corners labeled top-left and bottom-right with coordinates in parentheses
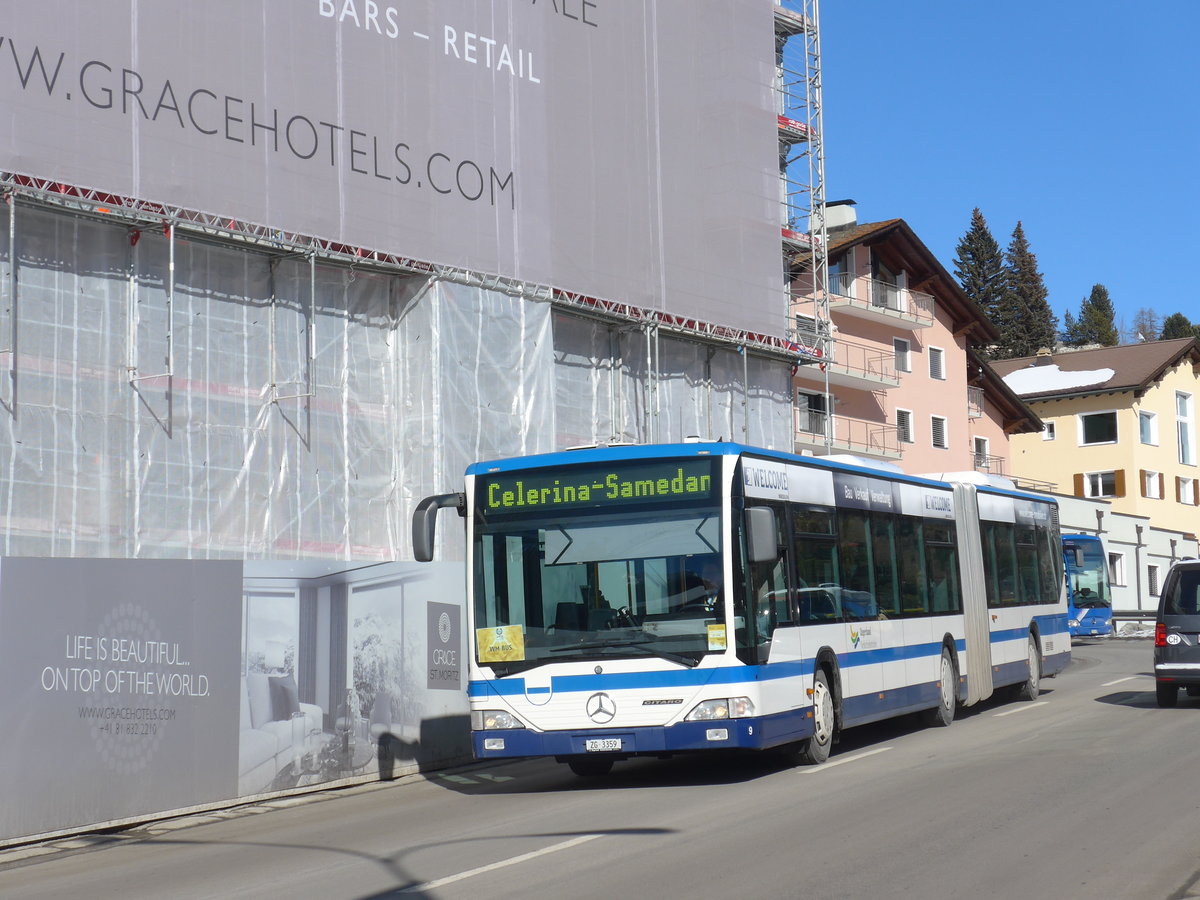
top-left (585, 738), bottom-right (622, 752)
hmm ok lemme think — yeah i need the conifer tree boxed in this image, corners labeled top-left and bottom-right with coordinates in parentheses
top-left (1160, 312), bottom-right (1197, 340)
top-left (952, 208), bottom-right (1007, 331)
top-left (1065, 284), bottom-right (1119, 347)
top-left (996, 222), bottom-right (1057, 359)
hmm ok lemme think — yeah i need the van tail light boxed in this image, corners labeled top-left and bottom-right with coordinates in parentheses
top-left (1156, 622), bottom-right (1168, 647)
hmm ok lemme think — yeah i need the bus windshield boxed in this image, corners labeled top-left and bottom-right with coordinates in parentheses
top-left (472, 458), bottom-right (726, 674)
top-left (1066, 540), bottom-right (1111, 607)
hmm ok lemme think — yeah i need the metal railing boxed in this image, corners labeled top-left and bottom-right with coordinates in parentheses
top-left (824, 338), bottom-right (897, 384)
top-left (973, 453), bottom-right (1006, 476)
top-left (967, 385), bottom-right (984, 419)
top-left (793, 274), bottom-right (935, 326)
top-left (795, 410), bottom-right (900, 458)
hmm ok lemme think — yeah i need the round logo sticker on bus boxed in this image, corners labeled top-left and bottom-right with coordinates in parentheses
top-left (1167, 633), bottom-right (1182, 645)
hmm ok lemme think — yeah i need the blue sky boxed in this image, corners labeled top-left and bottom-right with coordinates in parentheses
top-left (817, 1), bottom-right (1199, 338)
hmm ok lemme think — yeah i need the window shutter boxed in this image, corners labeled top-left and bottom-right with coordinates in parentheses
top-left (1140, 469), bottom-right (1148, 498)
top-left (1073, 473), bottom-right (1085, 497)
top-left (1194, 478), bottom-right (1199, 505)
top-left (1158, 472), bottom-right (1165, 499)
top-left (1178, 477), bottom-right (1184, 503)
top-left (1114, 469), bottom-right (1126, 497)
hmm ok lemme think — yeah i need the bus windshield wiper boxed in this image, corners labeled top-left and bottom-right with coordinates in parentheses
top-left (549, 639), bottom-right (700, 668)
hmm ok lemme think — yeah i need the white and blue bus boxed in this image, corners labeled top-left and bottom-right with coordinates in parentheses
top-left (413, 442), bottom-right (1070, 774)
top-left (1062, 533), bottom-right (1113, 637)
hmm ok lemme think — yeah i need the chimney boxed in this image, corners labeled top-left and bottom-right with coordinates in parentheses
top-left (825, 199), bottom-right (857, 233)
top-left (1034, 348), bottom-right (1054, 367)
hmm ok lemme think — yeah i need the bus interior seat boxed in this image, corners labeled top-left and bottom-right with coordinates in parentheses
top-left (554, 602), bottom-right (587, 631)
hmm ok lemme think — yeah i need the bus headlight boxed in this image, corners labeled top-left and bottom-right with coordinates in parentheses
top-left (685, 697), bottom-right (755, 721)
top-left (472, 709), bottom-right (524, 730)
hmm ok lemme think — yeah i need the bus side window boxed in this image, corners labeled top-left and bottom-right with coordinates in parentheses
top-left (746, 502), bottom-right (788, 648)
top-left (895, 517), bottom-right (926, 615)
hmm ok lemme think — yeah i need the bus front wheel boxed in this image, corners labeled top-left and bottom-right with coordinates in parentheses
top-left (796, 668), bottom-right (835, 765)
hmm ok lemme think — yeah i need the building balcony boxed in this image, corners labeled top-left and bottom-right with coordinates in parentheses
top-left (967, 385), bottom-right (984, 419)
top-left (794, 411), bottom-right (902, 460)
top-left (794, 337), bottom-right (899, 391)
top-left (825, 273), bottom-right (934, 330)
top-left (973, 452), bottom-right (1006, 477)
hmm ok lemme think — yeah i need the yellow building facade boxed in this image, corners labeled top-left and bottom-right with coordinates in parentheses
top-left (995, 340), bottom-right (1200, 539)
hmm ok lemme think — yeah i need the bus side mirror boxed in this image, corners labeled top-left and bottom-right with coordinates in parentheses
top-left (745, 506), bottom-right (779, 563)
top-left (412, 492), bottom-right (466, 562)
top-left (1072, 547), bottom-right (1085, 568)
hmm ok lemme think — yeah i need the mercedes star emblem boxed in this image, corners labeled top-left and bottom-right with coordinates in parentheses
top-left (585, 692), bottom-right (616, 724)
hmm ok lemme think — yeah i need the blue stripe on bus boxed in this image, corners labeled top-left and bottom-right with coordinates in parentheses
top-left (989, 614), bottom-right (1070, 645)
top-left (469, 639), bottom-right (965, 699)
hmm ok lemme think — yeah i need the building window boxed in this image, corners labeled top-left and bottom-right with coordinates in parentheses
top-left (1178, 391), bottom-right (1195, 465)
top-left (796, 391), bottom-right (827, 435)
top-left (1139, 411), bottom-right (1158, 445)
top-left (928, 346), bottom-right (945, 381)
top-left (896, 408), bottom-right (914, 444)
top-left (1079, 411), bottom-right (1118, 445)
top-left (1178, 476), bottom-right (1199, 506)
top-left (893, 337), bottom-right (910, 373)
top-left (1043, 422), bottom-right (1056, 441)
top-left (973, 436), bottom-right (990, 469)
top-left (828, 253), bottom-right (852, 298)
top-left (1108, 552), bottom-right (1126, 587)
top-left (795, 314), bottom-right (818, 346)
top-left (1079, 470), bottom-right (1123, 498)
top-left (1142, 469), bottom-right (1163, 499)
top-left (931, 415), bottom-right (948, 449)
top-left (1149, 564), bottom-right (1161, 597)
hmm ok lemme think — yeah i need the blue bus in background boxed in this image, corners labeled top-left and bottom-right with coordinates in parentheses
top-left (1062, 533), bottom-right (1113, 637)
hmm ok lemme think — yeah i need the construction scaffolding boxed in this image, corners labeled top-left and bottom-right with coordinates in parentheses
top-left (776, 0), bottom-right (833, 452)
top-left (0, 179), bottom-right (797, 562)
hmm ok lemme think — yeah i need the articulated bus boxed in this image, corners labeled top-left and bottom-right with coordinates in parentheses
top-left (1062, 533), bottom-right (1114, 637)
top-left (413, 442), bottom-right (1070, 774)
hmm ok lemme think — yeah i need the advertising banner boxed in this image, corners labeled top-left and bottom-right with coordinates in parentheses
top-left (0, 558), bottom-right (469, 844)
top-left (0, 558), bottom-right (243, 841)
top-left (0, 0), bottom-right (784, 335)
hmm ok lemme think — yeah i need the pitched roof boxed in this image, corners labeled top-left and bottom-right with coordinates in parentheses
top-left (968, 349), bottom-right (1042, 435)
top-left (989, 338), bottom-right (1200, 401)
top-left (799, 219), bottom-right (1000, 344)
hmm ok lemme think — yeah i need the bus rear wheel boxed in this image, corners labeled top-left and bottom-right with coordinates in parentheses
top-left (566, 757), bottom-right (614, 777)
top-left (795, 668), bottom-right (835, 765)
top-left (1017, 634), bottom-right (1041, 700)
top-left (919, 646), bottom-right (957, 727)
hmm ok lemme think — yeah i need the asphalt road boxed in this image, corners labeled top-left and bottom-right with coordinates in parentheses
top-left (4, 638), bottom-right (1199, 900)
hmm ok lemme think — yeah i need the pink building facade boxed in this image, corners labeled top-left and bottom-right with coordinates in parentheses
top-left (790, 212), bottom-right (1039, 479)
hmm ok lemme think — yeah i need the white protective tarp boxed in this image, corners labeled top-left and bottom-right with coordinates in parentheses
top-left (0, 203), bottom-right (793, 563)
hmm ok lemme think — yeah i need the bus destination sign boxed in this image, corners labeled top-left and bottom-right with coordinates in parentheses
top-left (480, 460), bottom-right (715, 514)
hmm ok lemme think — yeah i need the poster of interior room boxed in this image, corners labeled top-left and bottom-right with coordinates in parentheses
top-left (238, 562), bottom-right (467, 796)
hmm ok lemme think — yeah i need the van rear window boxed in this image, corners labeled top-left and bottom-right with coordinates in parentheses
top-left (1165, 570), bottom-right (1200, 615)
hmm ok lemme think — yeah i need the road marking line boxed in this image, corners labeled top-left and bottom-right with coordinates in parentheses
top-left (401, 834), bottom-right (603, 893)
top-left (1101, 676), bottom-right (1143, 687)
top-left (798, 747), bottom-right (892, 772)
top-left (992, 701), bottom-right (1049, 717)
